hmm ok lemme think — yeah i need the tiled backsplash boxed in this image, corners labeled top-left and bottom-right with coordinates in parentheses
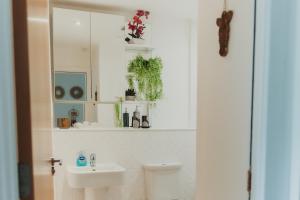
top-left (53, 129), bottom-right (196, 200)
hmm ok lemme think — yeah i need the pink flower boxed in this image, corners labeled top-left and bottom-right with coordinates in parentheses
top-left (133, 16), bottom-right (142, 24)
top-left (128, 22), bottom-right (136, 30)
top-left (137, 26), bottom-right (144, 34)
top-left (136, 10), bottom-right (145, 16)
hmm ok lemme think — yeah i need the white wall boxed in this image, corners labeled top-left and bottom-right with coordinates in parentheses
top-left (53, 129), bottom-right (196, 200)
top-left (150, 16), bottom-right (197, 129)
top-left (197, 0), bottom-right (254, 200)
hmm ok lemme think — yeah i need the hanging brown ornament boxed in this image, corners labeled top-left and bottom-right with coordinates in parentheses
top-left (216, 1), bottom-right (233, 57)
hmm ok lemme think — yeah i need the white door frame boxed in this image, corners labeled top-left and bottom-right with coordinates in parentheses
top-left (250, 0), bottom-right (271, 199)
top-left (251, 0), bottom-right (300, 200)
top-left (288, 1), bottom-right (300, 199)
top-left (0, 0), bottom-right (19, 199)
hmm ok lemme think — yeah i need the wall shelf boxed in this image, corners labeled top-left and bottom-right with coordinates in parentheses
top-left (54, 100), bottom-right (155, 105)
top-left (122, 100), bottom-right (155, 104)
top-left (54, 127), bottom-right (196, 133)
top-left (54, 100), bottom-right (99, 104)
top-left (125, 44), bottom-right (154, 52)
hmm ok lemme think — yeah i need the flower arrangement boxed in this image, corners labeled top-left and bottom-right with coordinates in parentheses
top-left (127, 10), bottom-right (150, 40)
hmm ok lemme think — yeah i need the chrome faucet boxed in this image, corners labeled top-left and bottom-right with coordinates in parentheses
top-left (90, 153), bottom-right (96, 167)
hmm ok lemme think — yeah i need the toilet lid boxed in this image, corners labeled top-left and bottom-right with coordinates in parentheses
top-left (143, 162), bottom-right (182, 171)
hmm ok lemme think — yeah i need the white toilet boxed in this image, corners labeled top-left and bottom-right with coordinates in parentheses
top-left (143, 162), bottom-right (182, 200)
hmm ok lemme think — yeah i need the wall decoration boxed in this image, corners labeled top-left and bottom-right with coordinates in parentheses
top-left (70, 86), bottom-right (84, 99)
top-left (54, 72), bottom-right (86, 127)
top-left (125, 10), bottom-right (150, 44)
top-left (216, 0), bottom-right (233, 57)
top-left (54, 72), bottom-right (87, 101)
top-left (55, 86), bottom-right (65, 99)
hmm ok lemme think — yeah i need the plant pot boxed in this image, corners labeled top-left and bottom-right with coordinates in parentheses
top-left (125, 95), bottom-right (136, 101)
top-left (131, 38), bottom-right (145, 45)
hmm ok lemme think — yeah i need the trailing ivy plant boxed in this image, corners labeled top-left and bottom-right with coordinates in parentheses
top-left (126, 74), bottom-right (135, 89)
top-left (128, 55), bottom-right (163, 101)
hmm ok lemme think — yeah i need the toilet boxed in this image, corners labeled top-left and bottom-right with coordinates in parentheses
top-left (143, 162), bottom-right (182, 200)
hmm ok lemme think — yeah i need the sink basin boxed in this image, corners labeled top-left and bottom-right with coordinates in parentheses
top-left (67, 163), bottom-right (126, 189)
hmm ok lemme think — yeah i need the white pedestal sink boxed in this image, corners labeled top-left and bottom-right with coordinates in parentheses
top-left (67, 163), bottom-right (126, 200)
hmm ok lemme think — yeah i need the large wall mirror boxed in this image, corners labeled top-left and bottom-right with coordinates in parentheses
top-left (52, 8), bottom-right (130, 125)
top-left (51, 6), bottom-right (197, 129)
top-left (53, 8), bottom-right (95, 124)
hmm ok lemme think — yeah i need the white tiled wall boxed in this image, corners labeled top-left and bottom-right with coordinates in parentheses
top-left (53, 129), bottom-right (196, 200)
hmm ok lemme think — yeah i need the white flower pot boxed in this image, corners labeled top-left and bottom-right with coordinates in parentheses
top-left (125, 96), bottom-right (136, 101)
top-left (131, 38), bottom-right (145, 45)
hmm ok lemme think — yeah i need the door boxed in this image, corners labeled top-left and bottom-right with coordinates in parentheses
top-left (13, 0), bottom-right (55, 200)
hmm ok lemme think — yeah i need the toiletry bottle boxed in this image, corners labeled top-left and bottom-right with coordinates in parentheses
top-left (132, 106), bottom-right (140, 128)
top-left (123, 108), bottom-right (129, 127)
top-left (69, 108), bottom-right (79, 127)
top-left (141, 116), bottom-right (150, 128)
top-left (76, 151), bottom-right (87, 167)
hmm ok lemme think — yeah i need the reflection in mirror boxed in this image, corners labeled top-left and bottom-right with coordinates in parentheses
top-left (51, 5), bottom-right (197, 129)
top-left (53, 8), bottom-right (98, 126)
top-left (91, 12), bottom-right (127, 102)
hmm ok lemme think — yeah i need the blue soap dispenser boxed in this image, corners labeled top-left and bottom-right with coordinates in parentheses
top-left (76, 151), bottom-right (87, 167)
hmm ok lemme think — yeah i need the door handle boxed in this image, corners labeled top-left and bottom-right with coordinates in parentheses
top-left (49, 158), bottom-right (62, 176)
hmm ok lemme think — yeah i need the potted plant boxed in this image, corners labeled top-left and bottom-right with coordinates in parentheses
top-left (128, 55), bottom-right (163, 101)
top-left (125, 10), bottom-right (150, 44)
top-left (125, 89), bottom-right (136, 101)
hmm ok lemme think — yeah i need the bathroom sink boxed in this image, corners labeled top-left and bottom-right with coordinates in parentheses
top-left (67, 163), bottom-right (126, 189)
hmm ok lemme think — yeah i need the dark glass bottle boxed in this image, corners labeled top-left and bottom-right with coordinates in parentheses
top-left (132, 106), bottom-right (140, 128)
top-left (141, 116), bottom-right (150, 128)
top-left (123, 108), bottom-right (129, 127)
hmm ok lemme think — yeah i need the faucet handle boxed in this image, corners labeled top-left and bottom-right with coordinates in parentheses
top-left (90, 153), bottom-right (96, 167)
top-left (90, 153), bottom-right (96, 160)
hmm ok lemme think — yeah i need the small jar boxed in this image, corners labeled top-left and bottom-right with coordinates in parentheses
top-left (141, 116), bottom-right (150, 128)
top-left (57, 118), bottom-right (70, 129)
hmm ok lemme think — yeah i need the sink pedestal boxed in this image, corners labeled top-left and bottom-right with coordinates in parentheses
top-left (67, 163), bottom-right (126, 200)
top-left (85, 188), bottom-right (108, 200)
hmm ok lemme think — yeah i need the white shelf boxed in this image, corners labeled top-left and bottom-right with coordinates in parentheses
top-left (125, 44), bottom-right (154, 51)
top-left (54, 100), bottom-right (154, 105)
top-left (122, 100), bottom-right (154, 104)
top-left (54, 100), bottom-right (99, 104)
top-left (54, 127), bottom-right (196, 133)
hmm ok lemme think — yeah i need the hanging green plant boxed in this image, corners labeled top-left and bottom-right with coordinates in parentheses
top-left (128, 55), bottom-right (163, 101)
top-left (126, 74), bottom-right (135, 89)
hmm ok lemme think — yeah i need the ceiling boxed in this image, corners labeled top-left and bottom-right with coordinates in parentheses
top-left (54, 0), bottom-right (198, 19)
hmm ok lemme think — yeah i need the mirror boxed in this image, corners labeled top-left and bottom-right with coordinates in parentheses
top-left (52, 8), bottom-right (97, 125)
top-left (91, 12), bottom-right (127, 102)
top-left (52, 8), bottom-right (153, 126)
top-left (52, 5), bottom-right (197, 129)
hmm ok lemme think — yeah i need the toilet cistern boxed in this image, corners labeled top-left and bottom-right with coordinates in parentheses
top-left (90, 153), bottom-right (96, 168)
